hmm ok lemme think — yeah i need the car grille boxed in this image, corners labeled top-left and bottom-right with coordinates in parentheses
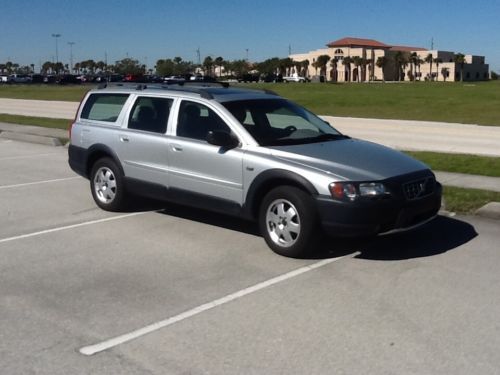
top-left (403, 176), bottom-right (435, 200)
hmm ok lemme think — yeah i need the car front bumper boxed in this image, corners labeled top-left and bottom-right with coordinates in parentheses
top-left (315, 182), bottom-right (442, 237)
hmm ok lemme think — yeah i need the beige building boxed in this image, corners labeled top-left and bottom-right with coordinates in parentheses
top-left (290, 37), bottom-right (489, 82)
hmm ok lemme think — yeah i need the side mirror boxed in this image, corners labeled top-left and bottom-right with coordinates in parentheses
top-left (206, 130), bottom-right (239, 149)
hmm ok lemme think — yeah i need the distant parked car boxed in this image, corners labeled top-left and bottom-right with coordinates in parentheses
top-left (0, 75), bottom-right (8, 83)
top-left (237, 74), bottom-right (259, 83)
top-left (9, 74), bottom-right (32, 83)
top-left (43, 75), bottom-right (57, 84)
top-left (164, 75), bottom-right (186, 84)
top-left (30, 74), bottom-right (44, 83)
top-left (261, 73), bottom-right (284, 83)
top-left (123, 74), bottom-right (144, 82)
top-left (56, 74), bottom-right (82, 84)
top-left (283, 74), bottom-right (308, 83)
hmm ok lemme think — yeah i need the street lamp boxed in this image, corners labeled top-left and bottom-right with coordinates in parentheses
top-left (68, 41), bottom-right (75, 73)
top-left (51, 33), bottom-right (61, 73)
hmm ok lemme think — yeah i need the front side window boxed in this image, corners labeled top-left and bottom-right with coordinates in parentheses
top-left (176, 101), bottom-right (231, 141)
top-left (223, 99), bottom-right (344, 146)
top-left (128, 96), bottom-right (172, 134)
top-left (81, 93), bottom-right (129, 122)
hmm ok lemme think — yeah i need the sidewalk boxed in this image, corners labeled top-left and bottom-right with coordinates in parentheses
top-left (0, 122), bottom-right (67, 146)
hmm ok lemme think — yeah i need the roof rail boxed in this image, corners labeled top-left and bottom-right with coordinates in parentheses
top-left (164, 81), bottom-right (229, 88)
top-left (96, 82), bottom-right (149, 90)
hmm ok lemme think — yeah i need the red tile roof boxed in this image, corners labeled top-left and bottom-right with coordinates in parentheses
top-left (327, 37), bottom-right (390, 49)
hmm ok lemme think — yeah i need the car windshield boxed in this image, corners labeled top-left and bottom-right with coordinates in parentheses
top-left (222, 99), bottom-right (346, 146)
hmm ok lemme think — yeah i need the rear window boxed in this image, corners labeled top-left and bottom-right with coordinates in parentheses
top-left (80, 93), bottom-right (129, 122)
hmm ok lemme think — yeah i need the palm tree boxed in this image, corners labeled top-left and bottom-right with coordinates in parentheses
top-left (203, 56), bottom-right (214, 76)
top-left (454, 53), bottom-right (465, 82)
top-left (376, 56), bottom-right (387, 82)
top-left (352, 56), bottom-right (362, 82)
top-left (341, 56), bottom-right (352, 82)
top-left (408, 52), bottom-right (418, 82)
top-left (393, 51), bottom-right (406, 81)
top-left (300, 59), bottom-right (310, 78)
top-left (329, 58), bottom-right (338, 81)
top-left (214, 56), bottom-right (224, 77)
top-left (441, 67), bottom-right (450, 82)
top-left (425, 53), bottom-right (434, 81)
top-left (433, 58), bottom-right (442, 81)
top-left (314, 55), bottom-right (330, 81)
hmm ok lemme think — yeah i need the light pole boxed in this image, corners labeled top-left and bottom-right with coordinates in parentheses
top-left (51, 33), bottom-right (61, 73)
top-left (68, 41), bottom-right (75, 73)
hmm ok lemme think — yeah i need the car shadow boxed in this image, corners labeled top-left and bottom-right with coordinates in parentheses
top-left (124, 199), bottom-right (477, 261)
top-left (350, 215), bottom-right (478, 261)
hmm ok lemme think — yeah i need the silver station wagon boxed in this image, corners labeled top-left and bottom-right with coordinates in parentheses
top-left (68, 83), bottom-right (442, 257)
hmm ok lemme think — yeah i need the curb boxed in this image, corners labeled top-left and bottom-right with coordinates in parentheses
top-left (0, 130), bottom-right (63, 146)
top-left (475, 202), bottom-right (500, 220)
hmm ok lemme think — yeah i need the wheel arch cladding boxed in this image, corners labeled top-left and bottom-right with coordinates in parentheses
top-left (86, 144), bottom-right (124, 178)
top-left (245, 169), bottom-right (318, 219)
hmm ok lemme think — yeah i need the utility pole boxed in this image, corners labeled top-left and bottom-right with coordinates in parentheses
top-left (245, 48), bottom-right (249, 61)
top-left (288, 44), bottom-right (292, 56)
top-left (431, 37), bottom-right (434, 50)
top-left (196, 48), bottom-right (201, 66)
top-left (68, 41), bottom-right (75, 73)
top-left (51, 33), bottom-right (61, 73)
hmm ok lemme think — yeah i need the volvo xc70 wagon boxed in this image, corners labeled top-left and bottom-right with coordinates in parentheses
top-left (68, 83), bottom-right (442, 257)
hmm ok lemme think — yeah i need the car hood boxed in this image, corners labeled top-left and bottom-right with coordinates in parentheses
top-left (267, 138), bottom-right (429, 181)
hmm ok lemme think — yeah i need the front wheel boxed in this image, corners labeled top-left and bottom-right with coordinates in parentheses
top-left (90, 158), bottom-right (126, 211)
top-left (259, 186), bottom-right (320, 257)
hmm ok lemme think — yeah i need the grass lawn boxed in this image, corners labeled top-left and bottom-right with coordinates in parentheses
top-left (443, 186), bottom-right (500, 214)
top-left (245, 81), bottom-right (500, 126)
top-left (0, 113), bottom-right (69, 129)
top-left (0, 84), bottom-right (89, 102)
top-left (404, 151), bottom-right (500, 177)
top-left (0, 81), bottom-right (499, 125)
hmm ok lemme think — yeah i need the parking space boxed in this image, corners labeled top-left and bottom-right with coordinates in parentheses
top-left (2, 140), bottom-right (500, 374)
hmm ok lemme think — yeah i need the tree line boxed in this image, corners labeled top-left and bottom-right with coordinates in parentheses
top-left (0, 52), bottom-right (471, 81)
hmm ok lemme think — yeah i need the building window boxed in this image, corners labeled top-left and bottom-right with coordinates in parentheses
top-left (334, 49), bottom-right (344, 54)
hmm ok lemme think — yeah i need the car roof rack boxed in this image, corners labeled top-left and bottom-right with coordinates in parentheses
top-left (96, 81), bottom-right (277, 100)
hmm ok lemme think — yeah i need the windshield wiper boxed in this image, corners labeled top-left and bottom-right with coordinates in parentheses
top-left (310, 133), bottom-right (349, 142)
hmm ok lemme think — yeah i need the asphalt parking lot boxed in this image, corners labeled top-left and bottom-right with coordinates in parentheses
top-left (1, 139), bottom-right (500, 374)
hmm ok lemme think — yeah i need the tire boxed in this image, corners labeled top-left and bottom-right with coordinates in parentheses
top-left (90, 157), bottom-right (126, 211)
top-left (259, 186), bottom-right (319, 258)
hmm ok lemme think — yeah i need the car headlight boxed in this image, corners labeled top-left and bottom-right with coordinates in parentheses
top-left (329, 182), bottom-right (358, 201)
top-left (359, 182), bottom-right (386, 196)
top-left (329, 182), bottom-right (387, 201)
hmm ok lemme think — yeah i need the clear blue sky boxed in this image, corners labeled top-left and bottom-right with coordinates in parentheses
top-left (1, 0), bottom-right (499, 72)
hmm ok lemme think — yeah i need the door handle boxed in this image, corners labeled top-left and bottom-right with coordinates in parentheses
top-left (120, 136), bottom-right (130, 142)
top-left (171, 145), bottom-right (183, 152)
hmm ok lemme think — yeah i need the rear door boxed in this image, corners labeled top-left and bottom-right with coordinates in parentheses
top-left (115, 95), bottom-right (173, 187)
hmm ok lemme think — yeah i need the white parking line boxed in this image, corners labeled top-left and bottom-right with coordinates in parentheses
top-left (0, 176), bottom-right (81, 190)
top-left (0, 212), bottom-right (150, 244)
top-left (79, 252), bottom-right (359, 356)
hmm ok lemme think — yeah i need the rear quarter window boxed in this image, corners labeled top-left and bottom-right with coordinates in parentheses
top-left (80, 93), bottom-right (129, 122)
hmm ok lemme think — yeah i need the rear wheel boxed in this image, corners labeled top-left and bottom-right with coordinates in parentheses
top-left (259, 186), bottom-right (319, 257)
top-left (90, 158), bottom-right (126, 211)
